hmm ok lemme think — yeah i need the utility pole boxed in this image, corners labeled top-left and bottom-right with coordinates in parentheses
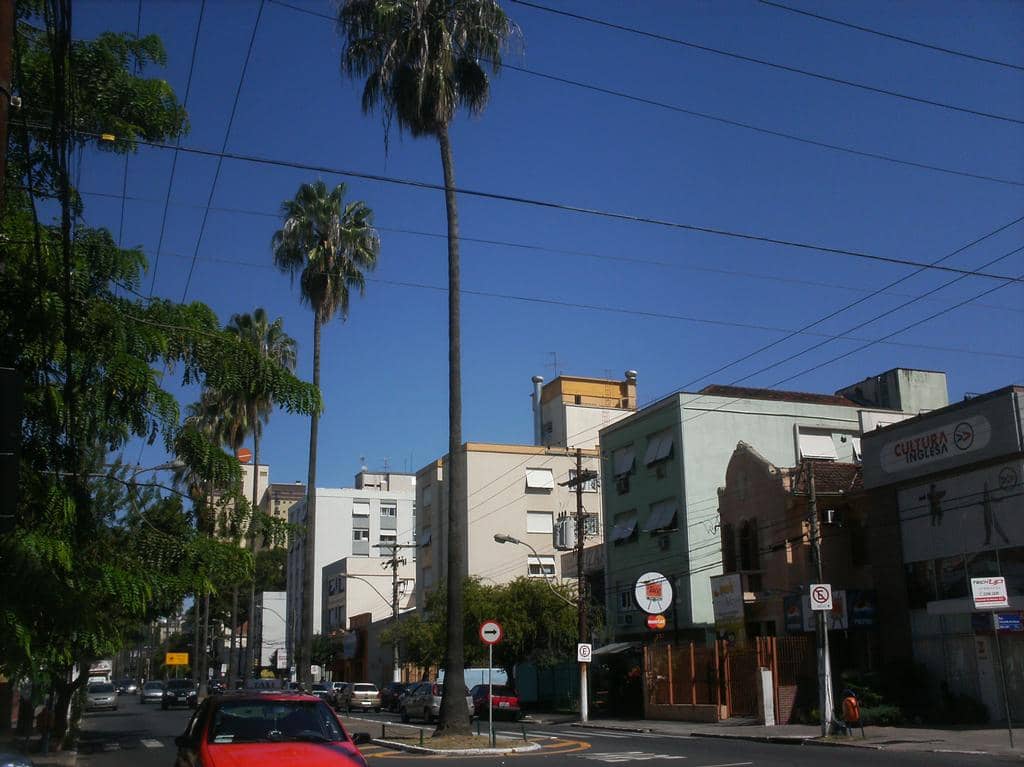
top-left (807, 461), bottom-right (834, 736)
top-left (564, 449), bottom-right (597, 723)
top-left (376, 541), bottom-right (417, 684)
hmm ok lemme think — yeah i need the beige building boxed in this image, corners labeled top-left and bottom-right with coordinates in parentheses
top-left (261, 480), bottom-right (306, 549)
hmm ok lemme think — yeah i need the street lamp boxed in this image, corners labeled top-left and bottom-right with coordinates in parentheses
top-left (494, 531), bottom-right (587, 721)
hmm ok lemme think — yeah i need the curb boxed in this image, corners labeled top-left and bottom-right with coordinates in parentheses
top-left (574, 723), bottom-right (652, 734)
top-left (370, 737), bottom-right (541, 755)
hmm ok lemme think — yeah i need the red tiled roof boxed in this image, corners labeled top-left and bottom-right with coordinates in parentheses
top-left (698, 384), bottom-right (859, 408)
top-left (790, 460), bottom-right (862, 495)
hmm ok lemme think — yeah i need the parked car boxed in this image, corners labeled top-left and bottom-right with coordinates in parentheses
top-left (379, 682), bottom-right (406, 713)
top-left (85, 682), bottom-right (118, 712)
top-left (340, 683), bottom-right (381, 713)
top-left (469, 684), bottom-right (522, 720)
top-left (326, 682), bottom-right (348, 708)
top-left (0, 751), bottom-right (34, 766)
top-left (162, 679), bottom-right (198, 710)
top-left (399, 681), bottom-right (472, 724)
top-left (115, 678), bottom-right (138, 695)
top-left (139, 681), bottom-right (165, 704)
top-left (173, 691), bottom-right (371, 767)
top-left (310, 683), bottom-right (332, 702)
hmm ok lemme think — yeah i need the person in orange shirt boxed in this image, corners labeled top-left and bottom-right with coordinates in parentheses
top-left (840, 689), bottom-right (863, 736)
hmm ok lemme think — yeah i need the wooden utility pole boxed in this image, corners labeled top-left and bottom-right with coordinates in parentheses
top-left (571, 449), bottom-right (597, 722)
top-left (376, 541), bottom-right (417, 683)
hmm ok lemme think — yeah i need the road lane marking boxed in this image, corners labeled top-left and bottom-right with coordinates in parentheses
top-left (140, 738), bottom-right (164, 748)
top-left (587, 752), bottom-right (686, 762)
top-left (693, 763), bottom-right (754, 767)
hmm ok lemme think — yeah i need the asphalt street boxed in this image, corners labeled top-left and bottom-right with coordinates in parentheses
top-left (78, 697), bottom-right (1012, 766)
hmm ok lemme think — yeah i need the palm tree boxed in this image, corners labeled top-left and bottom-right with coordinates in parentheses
top-left (337, 0), bottom-right (517, 734)
top-left (225, 308), bottom-right (297, 681)
top-left (272, 180), bottom-right (379, 686)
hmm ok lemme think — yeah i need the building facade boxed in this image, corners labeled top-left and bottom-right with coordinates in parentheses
top-left (598, 372), bottom-right (943, 643)
top-left (286, 471), bottom-right (416, 667)
top-left (861, 385), bottom-right (1024, 722)
top-left (321, 555), bottom-right (416, 635)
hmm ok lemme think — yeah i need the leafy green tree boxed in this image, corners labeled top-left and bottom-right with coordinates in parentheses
top-left (311, 631), bottom-right (348, 673)
top-left (337, 0), bottom-right (518, 734)
top-left (0, 2), bottom-right (320, 739)
top-left (272, 180), bottom-right (379, 685)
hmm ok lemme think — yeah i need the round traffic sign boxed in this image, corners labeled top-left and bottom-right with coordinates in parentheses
top-left (236, 448), bottom-right (253, 464)
top-left (810, 583), bottom-right (833, 611)
top-left (634, 572), bottom-right (673, 614)
top-left (479, 620), bottom-right (503, 645)
top-left (647, 614), bottom-right (666, 631)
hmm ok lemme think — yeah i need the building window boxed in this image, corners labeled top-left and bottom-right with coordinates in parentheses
top-left (797, 432), bottom-right (838, 461)
top-left (527, 511), bottom-right (554, 535)
top-left (353, 529), bottom-right (370, 543)
top-left (380, 503), bottom-right (398, 530)
top-left (527, 555), bottom-right (556, 578)
top-left (420, 527), bottom-right (432, 546)
top-left (568, 469), bottom-right (599, 492)
top-left (643, 428), bottom-right (674, 466)
top-left (525, 468), bottom-right (555, 490)
top-left (739, 520), bottom-right (760, 570)
top-left (380, 531), bottom-right (397, 548)
top-left (381, 504), bottom-right (397, 518)
top-left (353, 501), bottom-right (370, 517)
top-left (721, 523), bottom-right (737, 573)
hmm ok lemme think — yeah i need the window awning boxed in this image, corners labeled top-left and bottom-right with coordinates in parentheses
top-left (644, 429), bottom-right (674, 465)
top-left (851, 436), bottom-right (862, 462)
top-left (613, 447), bottom-right (635, 477)
top-left (609, 517), bottom-right (637, 542)
top-left (642, 500), bottom-right (678, 532)
top-left (593, 641), bottom-right (641, 656)
top-left (420, 530), bottom-right (432, 546)
top-left (525, 468), bottom-right (555, 490)
top-left (798, 432), bottom-right (838, 460)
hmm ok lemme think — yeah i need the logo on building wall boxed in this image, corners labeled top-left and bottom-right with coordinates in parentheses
top-left (881, 416), bottom-right (991, 474)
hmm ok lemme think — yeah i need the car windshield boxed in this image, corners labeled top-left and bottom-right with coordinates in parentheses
top-left (352, 684), bottom-right (377, 693)
top-left (143, 683), bottom-right (163, 691)
top-left (208, 700), bottom-right (345, 744)
top-left (89, 683), bottom-right (115, 693)
top-left (167, 680), bottom-right (194, 691)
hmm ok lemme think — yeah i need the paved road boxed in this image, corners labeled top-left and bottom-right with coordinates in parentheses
top-left (78, 700), bottom-right (1012, 766)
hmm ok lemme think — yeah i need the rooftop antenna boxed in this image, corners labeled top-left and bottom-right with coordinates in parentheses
top-left (548, 351), bottom-right (561, 378)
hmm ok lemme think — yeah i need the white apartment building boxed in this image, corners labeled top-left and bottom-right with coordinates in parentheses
top-left (322, 555), bottom-right (416, 634)
top-left (286, 471), bottom-right (416, 663)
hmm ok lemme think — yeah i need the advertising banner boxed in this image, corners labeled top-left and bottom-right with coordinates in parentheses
top-left (710, 573), bottom-right (745, 643)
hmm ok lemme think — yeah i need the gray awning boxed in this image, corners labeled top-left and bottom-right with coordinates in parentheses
top-left (593, 641), bottom-right (641, 656)
top-left (609, 517), bottom-right (637, 542)
top-left (641, 500), bottom-right (678, 532)
top-left (613, 447), bottom-right (635, 477)
top-left (644, 429), bottom-right (674, 465)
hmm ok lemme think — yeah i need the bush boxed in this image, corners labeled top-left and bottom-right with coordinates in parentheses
top-left (861, 704), bottom-right (904, 726)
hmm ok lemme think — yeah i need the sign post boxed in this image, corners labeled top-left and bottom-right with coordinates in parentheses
top-left (479, 621), bottom-right (503, 748)
top-left (972, 577), bottom-right (1013, 748)
top-left (809, 582), bottom-right (834, 736)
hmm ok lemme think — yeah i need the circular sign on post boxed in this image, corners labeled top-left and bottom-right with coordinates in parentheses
top-left (479, 620), bottom-right (503, 645)
top-left (634, 572), bottom-right (673, 614)
top-left (810, 583), bottom-right (833, 611)
top-left (236, 448), bottom-right (253, 464)
top-left (647, 614), bottom-right (667, 631)
top-left (577, 643), bottom-right (592, 663)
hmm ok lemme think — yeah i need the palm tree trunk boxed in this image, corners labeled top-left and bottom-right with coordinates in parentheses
top-left (436, 123), bottom-right (468, 735)
top-left (300, 309), bottom-right (322, 687)
top-left (244, 432), bottom-right (261, 682)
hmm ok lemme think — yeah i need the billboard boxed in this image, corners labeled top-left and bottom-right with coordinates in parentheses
top-left (898, 460), bottom-right (1023, 563)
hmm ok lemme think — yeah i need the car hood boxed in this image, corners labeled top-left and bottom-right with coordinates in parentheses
top-left (207, 741), bottom-right (365, 767)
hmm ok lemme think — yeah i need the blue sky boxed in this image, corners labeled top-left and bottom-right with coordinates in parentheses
top-left (69, 0), bottom-right (1023, 488)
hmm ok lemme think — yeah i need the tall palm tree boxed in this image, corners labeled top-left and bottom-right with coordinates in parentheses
top-left (225, 308), bottom-right (297, 681)
top-left (337, 0), bottom-right (517, 734)
top-left (272, 180), bottom-right (379, 686)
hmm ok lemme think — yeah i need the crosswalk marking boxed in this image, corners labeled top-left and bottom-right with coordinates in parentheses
top-left (140, 738), bottom-right (164, 748)
top-left (587, 751), bottom-right (686, 762)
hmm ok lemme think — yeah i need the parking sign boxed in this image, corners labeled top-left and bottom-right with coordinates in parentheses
top-left (810, 583), bottom-right (833, 611)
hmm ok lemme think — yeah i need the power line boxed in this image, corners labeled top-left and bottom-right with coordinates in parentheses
top-left (501, 63), bottom-right (1024, 188)
top-left (48, 125), bottom-right (1024, 284)
top-left (115, 0), bottom-right (144, 266)
top-left (758, 1), bottom-right (1024, 73)
top-left (150, 0), bottom-right (206, 296)
top-left (180, 0), bottom-right (265, 302)
top-left (269, 0), bottom-right (1023, 188)
top-left (508, 0), bottom-right (1024, 126)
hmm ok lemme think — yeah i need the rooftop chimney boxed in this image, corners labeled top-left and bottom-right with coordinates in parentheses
top-left (532, 375), bottom-right (544, 446)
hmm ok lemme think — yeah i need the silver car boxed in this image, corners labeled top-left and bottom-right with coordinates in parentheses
top-left (399, 681), bottom-right (472, 724)
top-left (341, 682), bottom-right (381, 713)
top-left (85, 682), bottom-right (118, 711)
top-left (139, 681), bottom-right (164, 704)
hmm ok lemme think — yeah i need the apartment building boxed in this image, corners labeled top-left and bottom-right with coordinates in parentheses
top-left (599, 369), bottom-right (946, 643)
top-left (286, 471), bottom-right (416, 664)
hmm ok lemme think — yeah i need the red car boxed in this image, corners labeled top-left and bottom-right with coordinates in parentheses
top-left (469, 684), bottom-right (522, 720)
top-left (173, 691), bottom-right (371, 767)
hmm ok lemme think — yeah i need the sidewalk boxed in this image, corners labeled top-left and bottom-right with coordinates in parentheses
top-left (527, 714), bottom-right (1022, 760)
top-left (0, 732), bottom-right (77, 767)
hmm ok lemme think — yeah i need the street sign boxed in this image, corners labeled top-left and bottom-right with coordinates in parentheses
top-left (809, 583), bottom-right (833, 611)
top-left (972, 577), bottom-right (1009, 610)
top-left (634, 572), bottom-right (673, 614)
top-left (165, 652), bottom-right (189, 666)
top-left (236, 448), bottom-right (252, 463)
top-left (647, 614), bottom-right (667, 631)
top-left (577, 643), bottom-right (592, 663)
top-left (479, 620), bottom-right (503, 645)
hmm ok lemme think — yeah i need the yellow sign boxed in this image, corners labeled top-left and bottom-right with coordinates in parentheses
top-left (165, 652), bottom-right (189, 666)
